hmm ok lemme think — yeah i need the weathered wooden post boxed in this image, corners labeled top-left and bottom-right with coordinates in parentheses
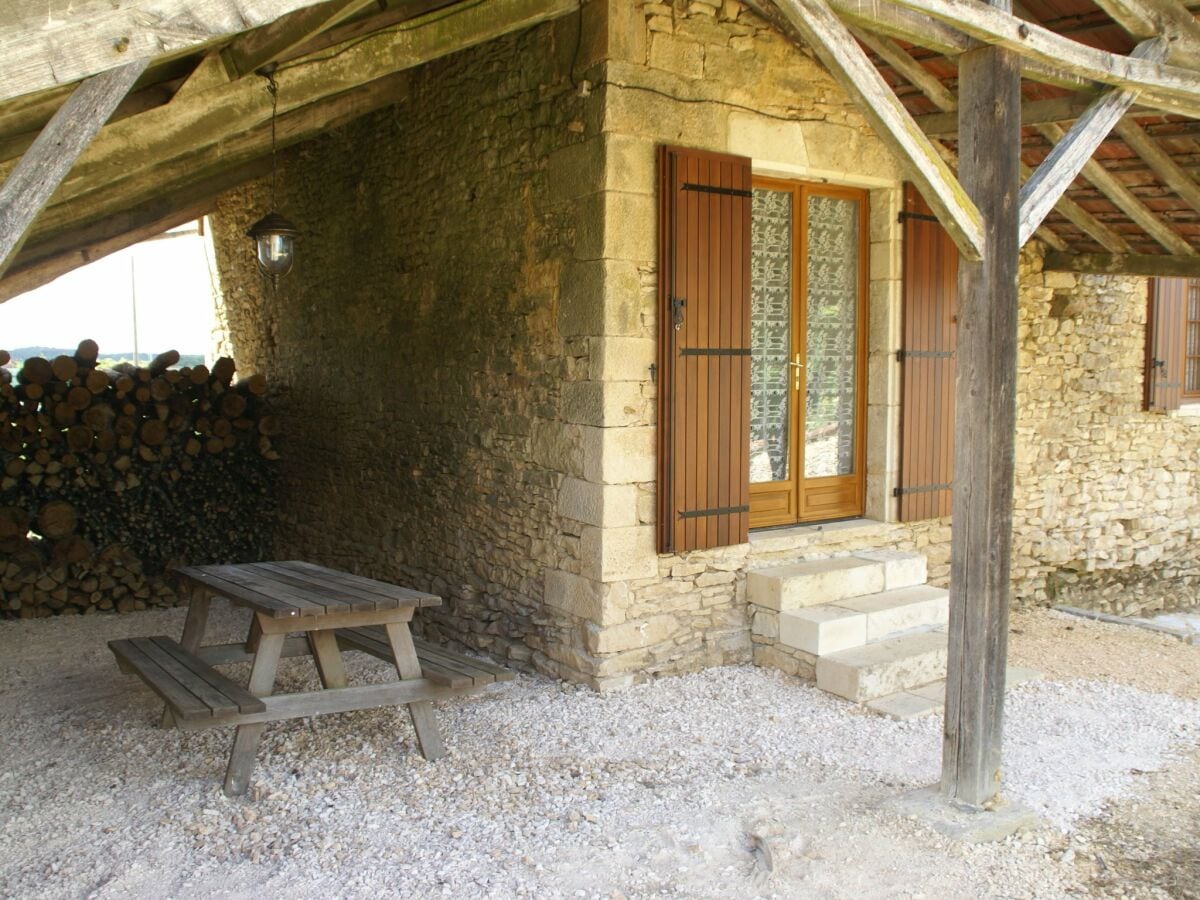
top-left (941, 0), bottom-right (1022, 808)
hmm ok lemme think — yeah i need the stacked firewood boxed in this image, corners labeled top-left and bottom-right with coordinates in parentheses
top-left (0, 341), bottom-right (278, 618)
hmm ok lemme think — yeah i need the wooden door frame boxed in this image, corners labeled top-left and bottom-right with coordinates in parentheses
top-left (748, 176), bottom-right (869, 528)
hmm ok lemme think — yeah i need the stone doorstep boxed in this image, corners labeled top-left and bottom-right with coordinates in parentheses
top-left (815, 628), bottom-right (949, 703)
top-left (865, 666), bottom-right (1044, 720)
top-left (833, 585), bottom-right (949, 642)
top-left (747, 551), bottom-right (924, 611)
top-left (777, 585), bottom-right (949, 656)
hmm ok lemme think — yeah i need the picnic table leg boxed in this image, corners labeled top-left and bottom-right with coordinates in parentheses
top-left (223, 623), bottom-right (284, 798)
top-left (244, 616), bottom-right (262, 655)
top-left (383, 622), bottom-right (446, 761)
top-left (307, 629), bottom-right (348, 689)
top-left (162, 589), bottom-right (211, 728)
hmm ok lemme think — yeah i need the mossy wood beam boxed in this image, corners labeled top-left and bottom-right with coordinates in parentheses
top-left (0, 0), bottom-right (341, 104)
top-left (826, 0), bottom-right (1093, 91)
top-left (4, 68), bottom-right (415, 282)
top-left (1035, 121), bottom-right (1195, 255)
top-left (881, 0), bottom-right (1200, 118)
top-left (915, 92), bottom-right (1129, 137)
top-left (0, 0), bottom-right (578, 225)
top-left (218, 0), bottom-right (381, 79)
top-left (0, 59), bottom-right (149, 278)
top-left (1090, 0), bottom-right (1200, 69)
top-left (1044, 251), bottom-right (1200, 276)
top-left (0, 157), bottom-right (271, 303)
top-left (1018, 38), bottom-right (1168, 247)
top-left (772, 0), bottom-right (986, 260)
top-left (852, 26), bottom-right (959, 113)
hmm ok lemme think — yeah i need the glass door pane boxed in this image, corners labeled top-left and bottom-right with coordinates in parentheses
top-left (804, 194), bottom-right (860, 478)
top-left (750, 187), bottom-right (793, 484)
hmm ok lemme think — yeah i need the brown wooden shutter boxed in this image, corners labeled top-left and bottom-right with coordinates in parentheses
top-left (898, 184), bottom-right (957, 522)
top-left (1145, 277), bottom-right (1187, 411)
top-left (656, 146), bottom-right (752, 553)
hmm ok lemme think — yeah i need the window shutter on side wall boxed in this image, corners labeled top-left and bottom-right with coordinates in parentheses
top-left (657, 146), bottom-right (752, 553)
top-left (898, 184), bottom-right (957, 522)
top-left (1145, 278), bottom-right (1187, 412)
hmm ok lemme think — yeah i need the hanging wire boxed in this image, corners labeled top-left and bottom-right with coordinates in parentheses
top-left (266, 70), bottom-right (280, 206)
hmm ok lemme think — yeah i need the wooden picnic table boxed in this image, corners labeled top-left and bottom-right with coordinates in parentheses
top-left (108, 560), bottom-right (512, 796)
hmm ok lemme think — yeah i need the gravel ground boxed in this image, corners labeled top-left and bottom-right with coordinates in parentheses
top-left (1, 603), bottom-right (1199, 899)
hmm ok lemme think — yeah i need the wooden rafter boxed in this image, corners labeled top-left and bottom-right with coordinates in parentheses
top-left (1090, 0), bottom-right (1200, 68)
top-left (1113, 118), bottom-right (1200, 214)
top-left (852, 27), bottom-right (958, 112)
top-left (1021, 161), bottom-right (1133, 254)
top-left (915, 92), bottom-right (1111, 137)
top-left (1045, 250), bottom-right (1200, 276)
top-left (1018, 38), bottom-right (1168, 246)
top-left (0, 157), bottom-right (271, 303)
top-left (772, 0), bottom-right (985, 259)
top-left (1035, 122), bottom-right (1196, 255)
top-left (0, 0), bottom-right (341, 104)
top-left (219, 0), bottom-right (380, 79)
top-left (0, 0), bottom-right (578, 224)
top-left (880, 0), bottom-right (1200, 118)
top-left (0, 59), bottom-right (150, 277)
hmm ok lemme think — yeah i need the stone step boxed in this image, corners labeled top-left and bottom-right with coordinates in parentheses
top-left (746, 551), bottom-right (926, 611)
top-left (815, 628), bottom-right (948, 702)
top-left (864, 666), bottom-right (1043, 720)
top-left (778, 585), bottom-right (949, 655)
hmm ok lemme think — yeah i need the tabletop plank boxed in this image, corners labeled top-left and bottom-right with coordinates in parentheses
top-left (281, 560), bottom-right (441, 607)
top-left (247, 562), bottom-right (395, 612)
top-left (175, 566), bottom-right (312, 618)
top-left (197, 564), bottom-right (355, 616)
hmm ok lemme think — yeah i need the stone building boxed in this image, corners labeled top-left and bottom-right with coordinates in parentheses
top-left (200, 2), bottom-right (1200, 693)
top-left (3, 1), bottom-right (1199, 703)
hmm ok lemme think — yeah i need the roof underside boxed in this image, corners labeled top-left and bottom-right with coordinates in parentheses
top-left (1, 0), bottom-right (1200, 301)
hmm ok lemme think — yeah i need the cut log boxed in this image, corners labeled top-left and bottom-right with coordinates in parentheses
top-left (211, 357), bottom-right (236, 385)
top-left (74, 339), bottom-right (99, 367)
top-left (37, 501), bottom-right (78, 540)
top-left (50, 355), bottom-right (78, 381)
top-left (149, 350), bottom-right (180, 375)
top-left (18, 357), bottom-right (52, 385)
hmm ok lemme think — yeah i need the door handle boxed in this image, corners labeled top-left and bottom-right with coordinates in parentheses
top-left (788, 354), bottom-right (803, 390)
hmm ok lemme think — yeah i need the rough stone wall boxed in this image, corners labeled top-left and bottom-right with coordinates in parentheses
top-left (210, 15), bottom-right (608, 683)
top-left (1011, 249), bottom-right (1200, 615)
top-left (569, 0), bottom-right (917, 687)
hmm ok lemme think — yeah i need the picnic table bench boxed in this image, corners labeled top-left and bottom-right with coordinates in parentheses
top-left (108, 560), bottom-right (514, 796)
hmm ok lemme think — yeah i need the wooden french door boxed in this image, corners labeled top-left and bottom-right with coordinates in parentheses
top-left (748, 178), bottom-right (868, 528)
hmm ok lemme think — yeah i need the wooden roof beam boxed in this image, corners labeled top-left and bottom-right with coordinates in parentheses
top-left (1113, 118), bottom-right (1200, 214)
top-left (1018, 38), bottom-right (1169, 246)
top-left (0, 59), bottom-right (149, 278)
top-left (219, 0), bottom-right (380, 79)
top-left (1022, 161), bottom-right (1133, 254)
top-left (772, 0), bottom-right (985, 259)
top-left (1090, 0), bottom-right (1200, 69)
top-left (1044, 250), bottom-right (1200, 276)
top-left (0, 0), bottom-right (578, 217)
top-left (0, 0), bottom-right (344, 104)
top-left (852, 27), bottom-right (959, 112)
top-left (880, 0), bottom-right (1200, 117)
top-left (0, 157), bottom-right (271, 303)
top-left (1036, 121), bottom-right (1196, 255)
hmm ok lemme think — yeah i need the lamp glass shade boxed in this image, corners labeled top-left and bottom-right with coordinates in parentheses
top-left (246, 211), bottom-right (299, 279)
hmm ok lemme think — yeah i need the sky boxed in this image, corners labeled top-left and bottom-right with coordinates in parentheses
top-left (0, 222), bottom-right (219, 358)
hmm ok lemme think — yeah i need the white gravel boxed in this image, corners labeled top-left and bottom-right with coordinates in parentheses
top-left (2, 603), bottom-right (1198, 898)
